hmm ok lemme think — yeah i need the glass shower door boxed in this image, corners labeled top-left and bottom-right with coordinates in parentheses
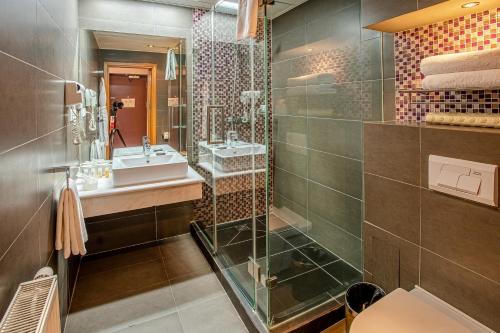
top-left (192, 0), bottom-right (271, 325)
top-left (209, 1), bottom-right (271, 315)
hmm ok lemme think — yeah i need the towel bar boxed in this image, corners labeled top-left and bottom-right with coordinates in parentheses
top-left (51, 162), bottom-right (79, 188)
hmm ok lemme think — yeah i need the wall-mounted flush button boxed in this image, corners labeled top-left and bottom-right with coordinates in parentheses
top-left (436, 165), bottom-right (470, 190)
top-left (456, 175), bottom-right (481, 195)
top-left (429, 155), bottom-right (498, 207)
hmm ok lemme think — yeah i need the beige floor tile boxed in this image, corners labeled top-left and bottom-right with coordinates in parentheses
top-left (178, 295), bottom-right (248, 333)
top-left (67, 235), bottom-right (249, 333)
top-left (66, 284), bottom-right (177, 333)
top-left (159, 236), bottom-right (201, 259)
top-left (170, 271), bottom-right (225, 310)
top-left (163, 250), bottom-right (212, 280)
top-left (71, 259), bottom-right (169, 310)
top-left (78, 245), bottom-right (163, 277)
top-left (115, 313), bottom-right (184, 333)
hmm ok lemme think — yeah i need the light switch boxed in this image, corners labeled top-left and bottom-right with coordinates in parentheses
top-left (456, 175), bottom-right (481, 195)
top-left (429, 155), bottom-right (498, 207)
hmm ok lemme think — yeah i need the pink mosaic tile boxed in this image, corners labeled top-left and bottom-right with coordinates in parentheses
top-left (192, 9), bottom-right (273, 226)
top-left (395, 7), bottom-right (500, 121)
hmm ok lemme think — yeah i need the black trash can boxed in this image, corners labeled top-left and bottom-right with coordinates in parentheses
top-left (345, 282), bottom-right (385, 332)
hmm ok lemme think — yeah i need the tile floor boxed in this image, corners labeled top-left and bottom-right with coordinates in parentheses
top-left (65, 235), bottom-right (248, 333)
top-left (198, 216), bottom-right (362, 326)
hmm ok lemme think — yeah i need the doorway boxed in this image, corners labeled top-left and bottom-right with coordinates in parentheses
top-left (109, 74), bottom-right (148, 147)
top-left (104, 62), bottom-right (158, 152)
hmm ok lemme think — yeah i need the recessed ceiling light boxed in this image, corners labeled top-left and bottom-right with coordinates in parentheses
top-left (461, 2), bottom-right (480, 8)
top-left (147, 44), bottom-right (154, 48)
top-left (307, 48), bottom-right (313, 52)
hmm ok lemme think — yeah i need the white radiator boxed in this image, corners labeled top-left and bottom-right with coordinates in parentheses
top-left (0, 275), bottom-right (61, 333)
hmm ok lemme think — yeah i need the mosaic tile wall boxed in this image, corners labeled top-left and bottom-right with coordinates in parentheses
top-left (192, 8), bottom-right (272, 229)
top-left (395, 7), bottom-right (500, 121)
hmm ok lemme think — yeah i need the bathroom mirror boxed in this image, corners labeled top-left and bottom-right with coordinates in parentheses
top-left (206, 106), bottom-right (225, 144)
top-left (77, 30), bottom-right (190, 162)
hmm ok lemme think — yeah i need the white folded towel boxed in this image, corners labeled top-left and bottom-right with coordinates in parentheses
top-left (55, 179), bottom-right (87, 258)
top-left (237, 0), bottom-right (259, 41)
top-left (420, 48), bottom-right (500, 76)
top-left (422, 69), bottom-right (500, 90)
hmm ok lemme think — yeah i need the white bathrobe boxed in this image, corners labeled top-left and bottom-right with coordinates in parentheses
top-left (98, 77), bottom-right (109, 144)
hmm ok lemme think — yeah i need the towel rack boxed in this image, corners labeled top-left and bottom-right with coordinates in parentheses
top-left (51, 163), bottom-right (79, 189)
top-left (398, 88), bottom-right (500, 113)
top-left (399, 88), bottom-right (500, 105)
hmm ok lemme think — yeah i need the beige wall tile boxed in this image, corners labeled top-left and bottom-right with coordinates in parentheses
top-left (365, 173), bottom-right (420, 244)
top-left (0, 53), bottom-right (37, 153)
top-left (420, 125), bottom-right (500, 186)
top-left (0, 141), bottom-right (39, 257)
top-left (420, 250), bottom-right (500, 332)
top-left (157, 203), bottom-right (194, 239)
top-left (421, 189), bottom-right (500, 283)
top-left (363, 222), bottom-right (419, 293)
top-left (85, 212), bottom-right (156, 254)
top-left (364, 122), bottom-right (420, 185)
top-left (0, 218), bottom-right (40, 317)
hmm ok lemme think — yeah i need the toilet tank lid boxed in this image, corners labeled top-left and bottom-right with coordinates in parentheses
top-left (349, 288), bottom-right (493, 333)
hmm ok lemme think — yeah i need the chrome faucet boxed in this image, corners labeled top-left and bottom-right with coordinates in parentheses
top-left (142, 136), bottom-right (152, 156)
top-left (226, 130), bottom-right (239, 147)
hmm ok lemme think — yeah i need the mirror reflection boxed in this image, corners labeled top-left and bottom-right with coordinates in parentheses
top-left (78, 30), bottom-right (188, 163)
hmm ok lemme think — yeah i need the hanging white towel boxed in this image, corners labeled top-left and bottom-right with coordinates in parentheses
top-left (237, 0), bottom-right (259, 41)
top-left (68, 179), bottom-right (88, 243)
top-left (165, 49), bottom-right (177, 81)
top-left (85, 89), bottom-right (97, 131)
top-left (55, 179), bottom-right (87, 259)
top-left (98, 78), bottom-right (109, 144)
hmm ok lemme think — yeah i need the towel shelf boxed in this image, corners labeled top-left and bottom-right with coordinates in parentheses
top-left (399, 88), bottom-right (500, 93)
top-left (408, 102), bottom-right (500, 105)
top-left (398, 88), bottom-right (500, 107)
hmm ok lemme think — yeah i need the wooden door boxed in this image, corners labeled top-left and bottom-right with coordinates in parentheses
top-left (109, 74), bottom-right (148, 148)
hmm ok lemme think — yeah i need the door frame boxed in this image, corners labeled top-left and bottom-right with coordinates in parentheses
top-left (104, 62), bottom-right (158, 147)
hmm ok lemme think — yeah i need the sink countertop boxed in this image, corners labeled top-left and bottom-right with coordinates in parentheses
top-left (79, 166), bottom-right (204, 199)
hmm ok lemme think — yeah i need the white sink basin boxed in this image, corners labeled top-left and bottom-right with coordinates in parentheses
top-left (112, 152), bottom-right (188, 187)
top-left (113, 144), bottom-right (176, 157)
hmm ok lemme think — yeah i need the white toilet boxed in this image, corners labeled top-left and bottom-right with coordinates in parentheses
top-left (350, 287), bottom-right (495, 333)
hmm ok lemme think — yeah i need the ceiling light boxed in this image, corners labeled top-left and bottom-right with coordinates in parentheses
top-left (147, 44), bottom-right (154, 48)
top-left (461, 2), bottom-right (480, 8)
top-left (307, 48), bottom-right (313, 52)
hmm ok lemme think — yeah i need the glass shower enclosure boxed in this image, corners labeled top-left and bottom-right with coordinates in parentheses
top-left (192, 0), bottom-right (363, 330)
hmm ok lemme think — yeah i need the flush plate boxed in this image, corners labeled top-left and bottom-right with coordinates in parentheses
top-left (428, 155), bottom-right (498, 207)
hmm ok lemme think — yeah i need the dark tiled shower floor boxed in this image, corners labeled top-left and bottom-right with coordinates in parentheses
top-left (198, 216), bottom-right (362, 326)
